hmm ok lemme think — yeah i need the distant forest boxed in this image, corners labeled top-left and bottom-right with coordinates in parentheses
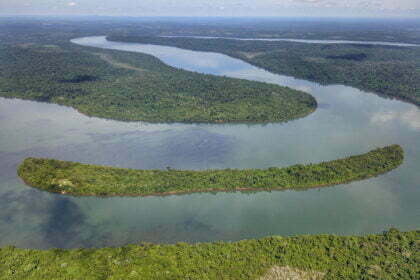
top-left (109, 35), bottom-right (420, 106)
top-left (1, 17), bottom-right (419, 108)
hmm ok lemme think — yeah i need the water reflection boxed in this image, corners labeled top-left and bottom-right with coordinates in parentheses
top-left (0, 37), bottom-right (418, 249)
top-left (371, 109), bottom-right (420, 130)
top-left (0, 188), bottom-right (87, 248)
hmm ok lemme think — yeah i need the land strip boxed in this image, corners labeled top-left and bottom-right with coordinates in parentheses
top-left (18, 145), bottom-right (403, 197)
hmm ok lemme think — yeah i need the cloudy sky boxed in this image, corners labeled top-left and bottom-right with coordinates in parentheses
top-left (1, 0), bottom-right (419, 17)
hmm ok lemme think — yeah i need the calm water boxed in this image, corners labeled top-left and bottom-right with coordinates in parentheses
top-left (0, 36), bottom-right (418, 249)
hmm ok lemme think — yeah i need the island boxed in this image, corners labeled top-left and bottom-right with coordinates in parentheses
top-left (0, 229), bottom-right (417, 279)
top-left (18, 145), bottom-right (403, 197)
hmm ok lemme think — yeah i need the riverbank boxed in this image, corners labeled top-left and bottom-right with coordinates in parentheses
top-left (18, 145), bottom-right (404, 197)
top-left (1, 229), bottom-right (417, 279)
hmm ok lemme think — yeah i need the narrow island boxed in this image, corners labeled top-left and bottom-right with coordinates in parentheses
top-left (18, 145), bottom-right (403, 197)
top-left (0, 229), bottom-right (418, 279)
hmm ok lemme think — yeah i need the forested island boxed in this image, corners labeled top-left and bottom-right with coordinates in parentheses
top-left (0, 41), bottom-right (316, 123)
top-left (108, 35), bottom-right (420, 106)
top-left (18, 145), bottom-right (403, 197)
top-left (1, 229), bottom-right (418, 279)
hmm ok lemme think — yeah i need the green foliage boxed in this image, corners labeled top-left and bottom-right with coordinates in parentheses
top-left (110, 35), bottom-right (420, 106)
top-left (18, 145), bottom-right (403, 196)
top-left (0, 42), bottom-right (316, 123)
top-left (0, 230), bottom-right (418, 279)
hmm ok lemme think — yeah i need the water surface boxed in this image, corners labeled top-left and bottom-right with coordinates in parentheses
top-left (161, 35), bottom-right (420, 47)
top-left (0, 36), bottom-right (418, 249)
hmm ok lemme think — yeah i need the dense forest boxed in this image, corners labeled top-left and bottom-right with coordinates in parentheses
top-left (2, 17), bottom-right (419, 44)
top-left (18, 145), bottom-right (403, 196)
top-left (1, 229), bottom-right (418, 279)
top-left (0, 41), bottom-right (316, 123)
top-left (1, 20), bottom-right (418, 279)
top-left (136, 18), bottom-right (420, 44)
top-left (108, 35), bottom-right (420, 106)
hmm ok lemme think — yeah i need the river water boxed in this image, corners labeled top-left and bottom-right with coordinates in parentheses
top-left (161, 35), bottom-right (420, 47)
top-left (0, 36), bottom-right (418, 249)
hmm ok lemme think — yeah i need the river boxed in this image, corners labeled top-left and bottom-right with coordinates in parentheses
top-left (0, 36), bottom-right (418, 249)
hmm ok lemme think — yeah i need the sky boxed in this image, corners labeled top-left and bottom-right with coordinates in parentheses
top-left (1, 0), bottom-right (419, 18)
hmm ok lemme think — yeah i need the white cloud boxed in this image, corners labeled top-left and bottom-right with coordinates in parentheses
top-left (68, 2), bottom-right (76, 6)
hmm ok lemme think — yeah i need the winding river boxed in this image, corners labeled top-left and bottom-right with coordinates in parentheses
top-left (0, 36), bottom-right (418, 249)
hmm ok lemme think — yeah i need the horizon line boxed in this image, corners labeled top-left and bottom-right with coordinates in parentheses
top-left (1, 14), bottom-right (420, 20)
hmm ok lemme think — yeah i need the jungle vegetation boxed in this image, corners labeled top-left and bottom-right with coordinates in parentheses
top-left (108, 35), bottom-right (420, 106)
top-left (2, 17), bottom-right (420, 44)
top-left (1, 19), bottom-right (419, 280)
top-left (128, 17), bottom-right (420, 45)
top-left (18, 145), bottom-right (403, 197)
top-left (0, 229), bottom-right (418, 279)
top-left (0, 40), bottom-right (316, 123)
